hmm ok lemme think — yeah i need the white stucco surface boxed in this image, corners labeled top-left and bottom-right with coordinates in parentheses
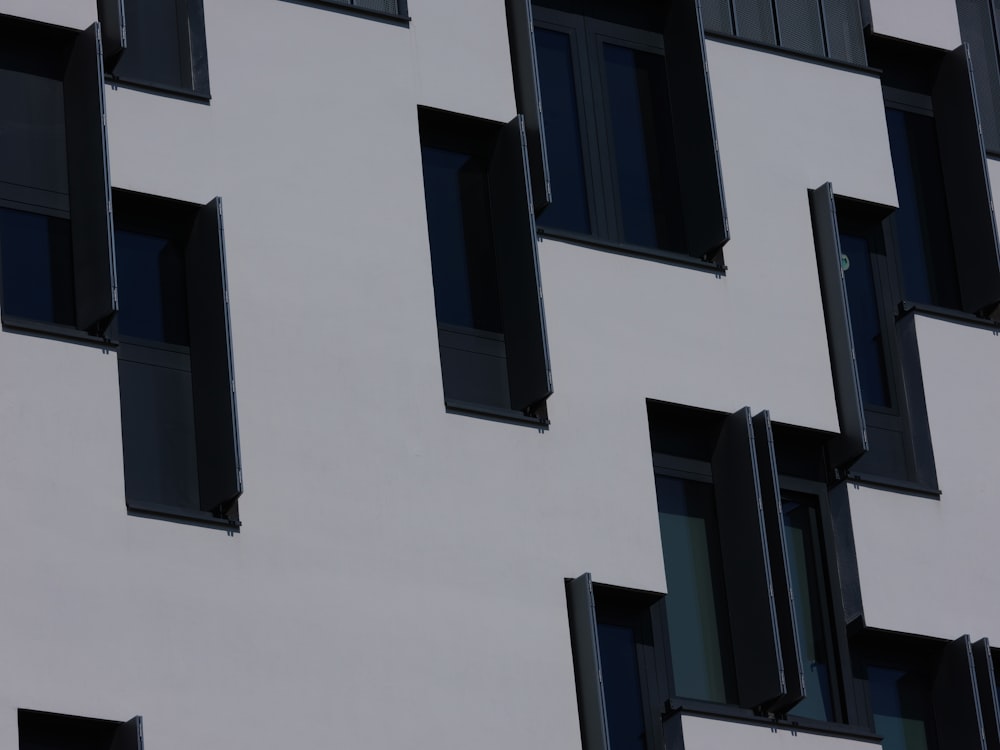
top-left (868, 0), bottom-right (962, 50)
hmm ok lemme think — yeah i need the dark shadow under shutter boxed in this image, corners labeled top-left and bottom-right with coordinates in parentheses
top-left (809, 184), bottom-right (867, 473)
top-left (973, 638), bottom-right (1000, 749)
top-left (187, 197), bottom-right (242, 512)
top-left (505, 0), bottom-right (551, 212)
top-left (712, 407), bottom-right (785, 710)
top-left (753, 410), bottom-right (806, 715)
top-left (64, 23), bottom-right (117, 335)
top-left (895, 310), bottom-right (938, 490)
top-left (664, 0), bottom-right (729, 261)
top-left (490, 116), bottom-right (552, 412)
top-left (97, 0), bottom-right (127, 62)
top-left (567, 573), bottom-right (612, 750)
top-left (933, 635), bottom-right (987, 750)
top-left (933, 45), bottom-right (1000, 320)
top-left (110, 716), bottom-right (143, 750)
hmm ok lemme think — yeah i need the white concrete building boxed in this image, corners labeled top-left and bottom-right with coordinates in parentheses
top-left (0, 0), bottom-right (998, 749)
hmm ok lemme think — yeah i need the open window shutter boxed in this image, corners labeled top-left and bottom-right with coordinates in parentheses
top-left (895, 310), bottom-right (938, 490)
top-left (809, 184), bottom-right (867, 473)
top-left (567, 573), bottom-right (612, 750)
top-left (110, 716), bottom-right (143, 750)
top-left (505, 0), bottom-right (551, 211)
top-left (490, 116), bottom-right (553, 412)
top-left (97, 0), bottom-right (127, 62)
top-left (711, 407), bottom-right (785, 710)
top-left (664, 0), bottom-right (729, 261)
top-left (187, 197), bottom-right (242, 513)
top-left (187, 0), bottom-right (211, 98)
top-left (64, 23), bottom-right (117, 335)
top-left (933, 635), bottom-right (987, 750)
top-left (932, 45), bottom-right (1000, 320)
top-left (973, 638), bottom-right (1000, 748)
top-left (752, 410), bottom-right (806, 715)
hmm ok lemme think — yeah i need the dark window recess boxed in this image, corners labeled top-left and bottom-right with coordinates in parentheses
top-left (19, 709), bottom-right (142, 750)
top-left (114, 190), bottom-right (241, 523)
top-left (418, 108), bottom-right (552, 421)
top-left (809, 182), bottom-right (937, 489)
top-left (853, 632), bottom-right (994, 750)
top-left (701, 0), bottom-right (867, 66)
top-left (0, 15), bottom-right (115, 336)
top-left (955, 0), bottom-right (1000, 156)
top-left (507, 0), bottom-right (728, 263)
top-left (565, 573), bottom-right (670, 750)
top-left (98, 0), bottom-right (210, 98)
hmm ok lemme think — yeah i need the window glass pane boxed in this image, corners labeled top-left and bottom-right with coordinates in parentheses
top-left (783, 498), bottom-right (836, 722)
top-left (115, 229), bottom-right (190, 345)
top-left (885, 108), bottom-right (961, 309)
top-left (0, 207), bottom-right (75, 326)
top-left (657, 474), bottom-right (736, 703)
top-left (535, 27), bottom-right (591, 236)
top-left (117, 0), bottom-right (188, 89)
top-left (0, 69), bottom-right (68, 201)
top-left (596, 619), bottom-right (646, 750)
top-left (839, 231), bottom-right (891, 409)
top-left (420, 146), bottom-right (503, 333)
top-left (603, 44), bottom-right (683, 251)
top-left (868, 665), bottom-right (938, 750)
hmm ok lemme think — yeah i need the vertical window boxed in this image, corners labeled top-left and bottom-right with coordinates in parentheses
top-left (19, 710), bottom-right (142, 750)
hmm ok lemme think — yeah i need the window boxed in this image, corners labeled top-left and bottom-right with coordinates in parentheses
top-left (98, 0), bottom-right (211, 98)
top-left (809, 183), bottom-right (938, 489)
top-left (506, 0), bottom-right (728, 264)
top-left (701, 0), bottom-right (867, 66)
top-left (113, 190), bottom-right (241, 525)
top-left (19, 709), bottom-right (142, 750)
top-left (418, 108), bottom-right (552, 423)
top-left (955, 0), bottom-right (1000, 156)
top-left (0, 15), bottom-right (115, 337)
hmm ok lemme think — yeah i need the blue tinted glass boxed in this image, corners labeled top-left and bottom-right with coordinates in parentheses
top-left (657, 475), bottom-right (736, 703)
top-left (868, 665), bottom-right (937, 750)
top-left (885, 108), bottom-right (961, 308)
top-left (840, 232), bottom-right (891, 408)
top-left (783, 499), bottom-right (836, 722)
top-left (603, 44), bottom-right (683, 250)
top-left (596, 620), bottom-right (646, 750)
top-left (115, 229), bottom-right (189, 345)
top-left (0, 207), bottom-right (75, 326)
top-left (421, 146), bottom-right (503, 332)
top-left (535, 28), bottom-right (591, 235)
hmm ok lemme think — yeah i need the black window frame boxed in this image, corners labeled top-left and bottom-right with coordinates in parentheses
top-left (19, 709), bottom-right (143, 750)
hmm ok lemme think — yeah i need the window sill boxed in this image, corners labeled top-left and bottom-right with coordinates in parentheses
top-left (536, 227), bottom-right (726, 274)
top-left (703, 32), bottom-right (880, 78)
top-left (127, 500), bottom-right (240, 531)
top-left (843, 472), bottom-right (941, 499)
top-left (898, 300), bottom-right (1000, 330)
top-left (105, 75), bottom-right (211, 104)
top-left (276, 0), bottom-right (410, 26)
top-left (445, 398), bottom-right (549, 428)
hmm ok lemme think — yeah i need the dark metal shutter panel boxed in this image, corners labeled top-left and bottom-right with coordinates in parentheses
top-left (567, 573), bottom-right (612, 750)
top-left (110, 716), bottom-right (143, 750)
top-left (933, 635), bottom-right (988, 750)
top-left (64, 23), bottom-right (117, 335)
top-left (187, 0), bottom-right (211, 97)
top-left (700, 0), bottom-right (734, 35)
top-left (489, 116), bottom-right (553, 412)
top-left (774, 0), bottom-right (824, 57)
top-left (752, 410), bottom-right (806, 715)
top-left (956, 0), bottom-right (1000, 154)
top-left (821, 0), bottom-right (867, 66)
top-left (711, 407), bottom-right (786, 711)
top-left (506, 0), bottom-right (551, 211)
top-left (894, 311), bottom-right (938, 490)
top-left (932, 45), bottom-right (1000, 319)
top-left (808, 184), bottom-right (867, 471)
top-left (972, 638), bottom-right (1000, 749)
top-left (354, 0), bottom-right (399, 14)
top-left (187, 197), bottom-right (242, 512)
top-left (97, 0), bottom-right (127, 62)
top-left (732, 0), bottom-right (776, 45)
top-left (664, 0), bottom-right (730, 260)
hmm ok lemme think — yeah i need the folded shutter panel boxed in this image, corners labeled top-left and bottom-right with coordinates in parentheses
top-left (187, 197), bottom-right (242, 512)
top-left (809, 184), bottom-right (867, 472)
top-left (664, 0), bottom-right (729, 261)
top-left (895, 311), bottom-right (938, 490)
top-left (973, 638), bottom-right (1000, 749)
top-left (932, 45), bottom-right (1000, 319)
top-left (490, 116), bottom-right (553, 412)
top-left (753, 410), bottom-right (806, 715)
top-left (732, 0), bottom-right (777, 45)
top-left (567, 573), bottom-right (612, 750)
top-left (774, 0), bottom-right (825, 57)
top-left (110, 716), bottom-right (143, 750)
top-left (822, 0), bottom-right (867, 66)
top-left (97, 0), bottom-right (127, 62)
top-left (712, 407), bottom-right (786, 710)
top-left (956, 0), bottom-right (1000, 154)
top-left (701, 0), bottom-right (734, 34)
top-left (933, 635), bottom-right (987, 750)
top-left (64, 23), bottom-right (117, 335)
top-left (187, 0), bottom-right (211, 98)
top-left (506, 0), bottom-right (552, 211)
